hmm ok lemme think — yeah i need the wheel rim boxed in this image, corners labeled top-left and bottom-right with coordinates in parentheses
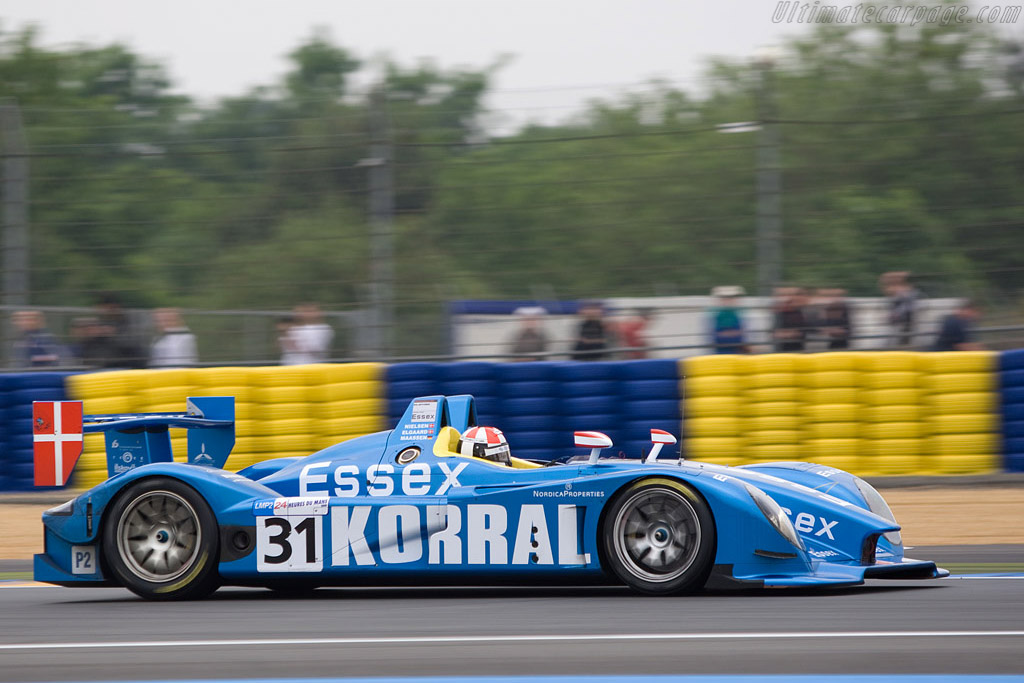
top-left (612, 487), bottom-right (701, 584)
top-left (116, 490), bottom-right (201, 583)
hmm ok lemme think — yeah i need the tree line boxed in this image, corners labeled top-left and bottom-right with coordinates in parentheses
top-left (1, 15), bottom-right (1022, 355)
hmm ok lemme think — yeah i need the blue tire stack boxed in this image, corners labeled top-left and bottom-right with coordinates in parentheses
top-left (494, 362), bottom-right (561, 461)
top-left (553, 362), bottom-right (621, 459)
top-left (610, 360), bottom-right (683, 459)
top-left (385, 360), bottom-right (683, 463)
top-left (385, 363), bottom-right (444, 424)
top-left (999, 350), bottom-right (1024, 472)
top-left (0, 372), bottom-right (70, 491)
top-left (385, 361), bottom-right (505, 428)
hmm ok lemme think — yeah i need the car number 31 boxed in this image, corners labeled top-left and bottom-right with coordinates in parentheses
top-left (256, 516), bottom-right (323, 572)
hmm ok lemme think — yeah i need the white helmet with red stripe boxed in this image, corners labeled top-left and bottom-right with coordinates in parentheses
top-left (458, 426), bottom-right (511, 466)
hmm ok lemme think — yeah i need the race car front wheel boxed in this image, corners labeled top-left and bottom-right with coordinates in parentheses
top-left (602, 479), bottom-right (715, 595)
top-left (102, 477), bottom-right (220, 600)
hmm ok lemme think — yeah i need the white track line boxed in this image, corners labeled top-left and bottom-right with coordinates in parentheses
top-left (2, 631), bottom-right (1024, 651)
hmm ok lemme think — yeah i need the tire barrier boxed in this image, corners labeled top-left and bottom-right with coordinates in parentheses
top-left (0, 372), bottom-right (72, 491)
top-left (1000, 349), bottom-right (1024, 472)
top-left (64, 364), bottom-right (386, 489)
top-left (682, 351), bottom-right (1001, 476)
top-left (387, 359), bottom-right (682, 463)
top-left (3, 349), bottom-right (1024, 491)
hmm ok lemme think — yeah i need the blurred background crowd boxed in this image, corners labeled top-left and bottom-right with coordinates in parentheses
top-left (8, 298), bottom-right (334, 369)
top-left (7, 267), bottom-right (982, 368)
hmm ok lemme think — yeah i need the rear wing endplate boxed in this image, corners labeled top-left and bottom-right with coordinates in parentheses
top-left (33, 396), bottom-right (235, 487)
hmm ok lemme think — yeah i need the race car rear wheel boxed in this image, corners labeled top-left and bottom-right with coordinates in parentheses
top-left (602, 479), bottom-right (715, 595)
top-left (102, 477), bottom-right (220, 600)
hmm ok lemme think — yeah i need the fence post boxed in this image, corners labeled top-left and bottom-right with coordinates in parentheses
top-left (755, 57), bottom-right (782, 297)
top-left (367, 88), bottom-right (395, 357)
top-left (1, 100), bottom-right (29, 366)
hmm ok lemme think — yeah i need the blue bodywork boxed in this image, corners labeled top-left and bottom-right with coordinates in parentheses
top-left (34, 394), bottom-right (947, 591)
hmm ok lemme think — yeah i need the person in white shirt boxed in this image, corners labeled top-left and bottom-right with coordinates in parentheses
top-left (280, 303), bottom-right (333, 365)
top-left (149, 308), bottom-right (198, 368)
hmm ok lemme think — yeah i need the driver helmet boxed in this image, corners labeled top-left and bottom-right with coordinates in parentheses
top-left (459, 426), bottom-right (511, 466)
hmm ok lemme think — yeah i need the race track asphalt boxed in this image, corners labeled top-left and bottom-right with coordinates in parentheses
top-left (1, 569), bottom-right (1023, 681)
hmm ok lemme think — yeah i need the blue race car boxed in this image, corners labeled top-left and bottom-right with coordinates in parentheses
top-left (32, 394), bottom-right (947, 600)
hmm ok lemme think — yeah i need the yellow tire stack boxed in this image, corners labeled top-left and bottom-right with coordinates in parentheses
top-left (920, 352), bottom-right (999, 474)
top-left (245, 366), bottom-right (319, 467)
top-left (68, 363), bottom-right (387, 488)
top-left (742, 354), bottom-right (802, 463)
top-left (188, 367), bottom-right (259, 471)
top-left (681, 350), bottom-right (1001, 476)
top-left (858, 352), bottom-right (923, 475)
top-left (800, 352), bottom-right (863, 473)
top-left (66, 370), bottom-right (147, 489)
top-left (137, 368), bottom-right (197, 461)
top-left (308, 363), bottom-right (387, 451)
top-left (680, 355), bottom-right (746, 466)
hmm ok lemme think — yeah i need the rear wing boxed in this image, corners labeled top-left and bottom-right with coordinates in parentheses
top-left (32, 396), bottom-right (235, 487)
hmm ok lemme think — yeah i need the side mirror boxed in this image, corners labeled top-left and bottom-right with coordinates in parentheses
top-left (575, 431), bottom-right (613, 465)
top-left (645, 429), bottom-right (677, 463)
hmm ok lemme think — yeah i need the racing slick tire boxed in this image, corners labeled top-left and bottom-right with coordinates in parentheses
top-left (102, 477), bottom-right (220, 601)
top-left (601, 478), bottom-right (715, 595)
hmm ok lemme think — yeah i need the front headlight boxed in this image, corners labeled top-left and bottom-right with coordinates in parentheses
top-left (745, 483), bottom-right (804, 550)
top-left (853, 478), bottom-right (902, 546)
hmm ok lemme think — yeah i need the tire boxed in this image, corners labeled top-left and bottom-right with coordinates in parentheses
top-left (614, 359), bottom-right (680, 381)
top-left (442, 362), bottom-right (497, 381)
top-left (601, 479), bottom-right (715, 595)
top-left (683, 355), bottom-right (743, 377)
top-left (622, 399), bottom-right (682, 422)
top-left (495, 362), bottom-right (555, 382)
top-left (386, 362), bottom-right (441, 383)
top-left (561, 395), bottom-right (617, 415)
top-left (1001, 349), bottom-right (1024, 372)
top-left (499, 381), bottom-right (559, 399)
top-left (553, 362), bottom-right (615, 381)
top-left (102, 477), bottom-right (220, 600)
top-left (620, 379), bottom-right (680, 401)
top-left (441, 380), bottom-right (498, 397)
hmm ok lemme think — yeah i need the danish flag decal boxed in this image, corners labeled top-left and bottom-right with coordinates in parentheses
top-left (33, 401), bottom-right (84, 487)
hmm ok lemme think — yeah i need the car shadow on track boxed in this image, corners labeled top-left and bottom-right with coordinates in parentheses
top-left (53, 581), bottom-right (945, 604)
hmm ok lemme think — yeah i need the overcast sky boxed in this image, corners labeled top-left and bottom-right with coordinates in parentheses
top-left (3, 1), bottom-right (809, 127)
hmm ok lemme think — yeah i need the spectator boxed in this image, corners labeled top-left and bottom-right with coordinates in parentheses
top-left (820, 288), bottom-right (853, 350)
top-left (933, 300), bottom-right (982, 351)
top-left (281, 303), bottom-right (334, 365)
top-left (617, 309), bottom-right (653, 359)
top-left (881, 271), bottom-right (918, 347)
top-left (508, 307), bottom-right (549, 361)
top-left (277, 315), bottom-right (300, 365)
top-left (96, 293), bottom-right (146, 368)
top-left (68, 317), bottom-right (92, 365)
top-left (773, 286), bottom-right (808, 352)
top-left (70, 316), bottom-right (120, 368)
top-left (571, 301), bottom-right (609, 361)
top-left (149, 308), bottom-right (198, 368)
top-left (709, 286), bottom-right (747, 354)
top-left (10, 310), bottom-right (63, 367)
